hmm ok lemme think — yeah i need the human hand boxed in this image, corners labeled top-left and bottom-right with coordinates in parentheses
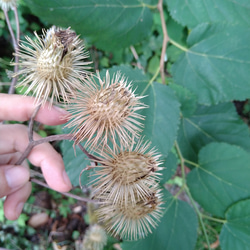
top-left (0, 94), bottom-right (72, 220)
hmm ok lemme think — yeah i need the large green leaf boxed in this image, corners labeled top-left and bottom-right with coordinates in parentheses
top-left (177, 102), bottom-right (250, 163)
top-left (160, 151), bottom-right (178, 185)
top-left (220, 199), bottom-right (250, 250)
top-left (100, 65), bottom-right (181, 157)
top-left (121, 190), bottom-right (198, 250)
top-left (61, 134), bottom-right (92, 186)
top-left (171, 23), bottom-right (250, 105)
top-left (187, 143), bottom-right (250, 217)
top-left (24, 0), bottom-right (154, 50)
top-left (140, 81), bottom-right (180, 157)
top-left (170, 84), bottom-right (197, 118)
top-left (166, 0), bottom-right (250, 28)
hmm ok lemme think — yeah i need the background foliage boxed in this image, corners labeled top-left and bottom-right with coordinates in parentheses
top-left (1, 0), bottom-right (250, 249)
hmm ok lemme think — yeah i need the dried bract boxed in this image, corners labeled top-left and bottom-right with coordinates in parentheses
top-left (14, 26), bottom-right (91, 106)
top-left (66, 71), bottom-right (147, 150)
top-left (92, 139), bottom-right (163, 206)
top-left (96, 189), bottom-right (163, 240)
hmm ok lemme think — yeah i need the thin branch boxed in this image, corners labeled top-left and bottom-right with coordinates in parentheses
top-left (184, 159), bottom-right (199, 168)
top-left (15, 133), bottom-right (74, 165)
top-left (169, 38), bottom-right (188, 52)
top-left (79, 165), bottom-right (95, 190)
top-left (13, 7), bottom-right (20, 43)
top-left (157, 0), bottom-right (169, 84)
top-left (8, 6), bottom-right (20, 94)
top-left (130, 45), bottom-right (143, 70)
top-left (77, 143), bottom-right (100, 162)
top-left (201, 214), bottom-right (226, 224)
top-left (149, 66), bottom-right (160, 84)
top-left (28, 104), bottom-right (41, 142)
top-left (30, 177), bottom-right (99, 204)
top-left (175, 141), bottom-right (211, 250)
top-left (3, 9), bottom-right (18, 49)
top-left (174, 141), bottom-right (186, 180)
top-left (4, 8), bottom-right (20, 94)
top-left (186, 187), bottom-right (211, 250)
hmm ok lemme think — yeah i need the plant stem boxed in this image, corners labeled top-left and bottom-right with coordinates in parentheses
top-left (186, 187), bottom-right (211, 250)
top-left (130, 45), bottom-right (143, 70)
top-left (169, 38), bottom-right (188, 52)
top-left (15, 133), bottom-right (74, 165)
top-left (13, 7), bottom-right (20, 42)
top-left (4, 7), bottom-right (20, 94)
top-left (78, 143), bottom-right (100, 162)
top-left (174, 141), bottom-right (186, 179)
top-left (184, 159), bottom-right (199, 168)
top-left (28, 104), bottom-right (41, 141)
top-left (157, 0), bottom-right (169, 84)
top-left (30, 177), bottom-right (99, 203)
top-left (202, 214), bottom-right (226, 224)
top-left (140, 66), bottom-right (160, 96)
top-left (175, 141), bottom-right (211, 250)
top-left (8, 6), bottom-right (20, 94)
top-left (3, 9), bottom-right (18, 49)
top-left (149, 66), bottom-right (160, 84)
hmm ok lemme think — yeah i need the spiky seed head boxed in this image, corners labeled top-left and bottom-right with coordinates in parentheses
top-left (13, 26), bottom-right (91, 106)
top-left (82, 224), bottom-right (107, 250)
top-left (91, 139), bottom-right (163, 206)
top-left (0, 0), bottom-right (17, 11)
top-left (65, 71), bottom-right (147, 150)
top-left (96, 189), bottom-right (163, 240)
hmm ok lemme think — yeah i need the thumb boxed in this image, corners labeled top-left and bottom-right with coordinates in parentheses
top-left (0, 165), bottom-right (30, 198)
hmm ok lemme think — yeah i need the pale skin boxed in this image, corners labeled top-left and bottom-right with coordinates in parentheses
top-left (0, 94), bottom-right (72, 220)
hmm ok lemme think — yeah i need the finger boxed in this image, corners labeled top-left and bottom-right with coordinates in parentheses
top-left (0, 165), bottom-right (30, 198)
top-left (0, 152), bottom-right (27, 165)
top-left (0, 93), bottom-right (69, 125)
top-left (4, 182), bottom-right (32, 220)
top-left (0, 124), bottom-right (72, 192)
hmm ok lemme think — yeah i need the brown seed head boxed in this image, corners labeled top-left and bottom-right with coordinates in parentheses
top-left (66, 71), bottom-right (147, 150)
top-left (91, 139), bottom-right (163, 206)
top-left (14, 26), bottom-right (91, 106)
top-left (96, 189), bottom-right (164, 240)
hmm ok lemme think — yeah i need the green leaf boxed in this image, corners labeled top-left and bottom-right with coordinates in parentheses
top-left (170, 84), bottom-right (197, 117)
top-left (166, 0), bottom-right (250, 28)
top-left (61, 139), bottom-right (91, 186)
top-left (100, 65), bottom-right (181, 157)
top-left (24, 0), bottom-right (154, 50)
top-left (140, 82), bottom-right (180, 157)
top-left (167, 17), bottom-right (186, 45)
top-left (160, 151), bottom-right (178, 185)
top-left (177, 102), bottom-right (250, 163)
top-left (187, 143), bottom-right (250, 217)
top-left (147, 55), bottom-right (160, 75)
top-left (121, 190), bottom-right (198, 250)
top-left (171, 23), bottom-right (250, 105)
top-left (220, 199), bottom-right (250, 250)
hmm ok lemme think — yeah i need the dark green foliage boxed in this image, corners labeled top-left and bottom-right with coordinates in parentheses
top-left (2, 0), bottom-right (249, 248)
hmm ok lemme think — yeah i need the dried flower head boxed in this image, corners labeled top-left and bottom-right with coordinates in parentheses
top-left (14, 26), bottom-right (91, 106)
top-left (97, 189), bottom-right (163, 240)
top-left (0, 0), bottom-right (17, 11)
top-left (66, 71), bottom-right (147, 150)
top-left (82, 224), bottom-right (107, 250)
top-left (91, 139), bottom-right (163, 206)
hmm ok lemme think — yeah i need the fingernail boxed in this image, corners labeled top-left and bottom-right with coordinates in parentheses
top-left (53, 105), bottom-right (69, 116)
top-left (16, 202), bottom-right (24, 218)
top-left (5, 167), bottom-right (29, 189)
top-left (62, 170), bottom-right (72, 189)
